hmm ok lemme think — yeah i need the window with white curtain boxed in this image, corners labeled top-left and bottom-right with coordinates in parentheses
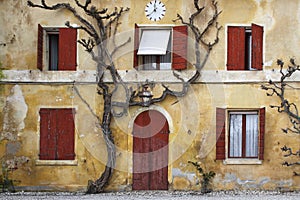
top-left (137, 29), bottom-right (172, 70)
top-left (229, 112), bottom-right (259, 158)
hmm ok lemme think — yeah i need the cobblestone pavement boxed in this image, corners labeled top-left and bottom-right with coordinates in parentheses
top-left (1, 191), bottom-right (300, 200)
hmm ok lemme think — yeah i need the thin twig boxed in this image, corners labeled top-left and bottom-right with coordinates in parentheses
top-left (72, 85), bottom-right (101, 125)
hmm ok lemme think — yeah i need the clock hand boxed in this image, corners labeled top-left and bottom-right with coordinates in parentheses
top-left (147, 6), bottom-right (156, 16)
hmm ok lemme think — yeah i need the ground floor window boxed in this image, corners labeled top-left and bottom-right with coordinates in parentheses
top-left (39, 108), bottom-right (75, 160)
top-left (216, 108), bottom-right (265, 161)
top-left (229, 112), bottom-right (258, 158)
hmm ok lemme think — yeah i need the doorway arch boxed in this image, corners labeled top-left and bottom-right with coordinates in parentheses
top-left (132, 110), bottom-right (169, 190)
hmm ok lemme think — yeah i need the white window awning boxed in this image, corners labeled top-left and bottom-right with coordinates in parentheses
top-left (137, 29), bottom-right (171, 55)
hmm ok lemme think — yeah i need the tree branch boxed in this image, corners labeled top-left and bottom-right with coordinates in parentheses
top-left (281, 145), bottom-right (300, 157)
top-left (173, 0), bottom-right (221, 73)
top-left (30, 1), bottom-right (101, 42)
top-left (72, 84), bottom-right (103, 128)
top-left (262, 59), bottom-right (300, 130)
top-left (262, 58), bottom-right (300, 176)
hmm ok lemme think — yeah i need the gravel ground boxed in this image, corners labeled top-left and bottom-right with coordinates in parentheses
top-left (1, 191), bottom-right (300, 200)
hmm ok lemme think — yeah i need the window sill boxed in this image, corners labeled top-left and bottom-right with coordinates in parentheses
top-left (223, 159), bottom-right (262, 165)
top-left (35, 160), bottom-right (78, 166)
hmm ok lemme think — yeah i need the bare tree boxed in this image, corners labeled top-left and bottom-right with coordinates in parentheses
top-left (28, 0), bottom-right (221, 193)
top-left (261, 58), bottom-right (300, 176)
top-left (127, 0), bottom-right (222, 107)
top-left (28, 0), bottom-right (130, 193)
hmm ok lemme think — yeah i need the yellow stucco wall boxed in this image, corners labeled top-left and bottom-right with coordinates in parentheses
top-left (0, 0), bottom-right (300, 192)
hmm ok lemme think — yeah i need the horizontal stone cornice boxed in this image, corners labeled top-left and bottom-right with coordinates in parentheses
top-left (1, 69), bottom-right (300, 84)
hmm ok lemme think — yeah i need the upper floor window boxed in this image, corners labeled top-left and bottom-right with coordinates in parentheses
top-left (227, 24), bottom-right (263, 70)
top-left (138, 29), bottom-right (171, 70)
top-left (133, 25), bottom-right (188, 70)
top-left (37, 24), bottom-right (77, 71)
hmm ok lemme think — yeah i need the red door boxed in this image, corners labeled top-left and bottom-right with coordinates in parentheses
top-left (133, 110), bottom-right (169, 190)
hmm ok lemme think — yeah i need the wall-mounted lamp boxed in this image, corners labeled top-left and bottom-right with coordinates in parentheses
top-left (138, 85), bottom-right (153, 106)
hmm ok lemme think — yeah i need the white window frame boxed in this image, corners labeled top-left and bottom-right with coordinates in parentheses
top-left (224, 109), bottom-right (262, 165)
top-left (42, 27), bottom-right (60, 71)
top-left (245, 28), bottom-right (253, 70)
top-left (137, 26), bottom-right (173, 70)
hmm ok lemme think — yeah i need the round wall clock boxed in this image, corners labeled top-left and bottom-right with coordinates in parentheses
top-left (145, 0), bottom-right (166, 21)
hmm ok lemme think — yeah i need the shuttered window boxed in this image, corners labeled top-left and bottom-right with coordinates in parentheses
top-left (229, 112), bottom-right (258, 158)
top-left (133, 25), bottom-right (187, 70)
top-left (227, 24), bottom-right (263, 70)
top-left (37, 25), bottom-right (77, 71)
top-left (39, 108), bottom-right (75, 160)
top-left (216, 108), bottom-right (265, 161)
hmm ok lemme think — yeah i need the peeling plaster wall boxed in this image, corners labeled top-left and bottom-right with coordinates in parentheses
top-left (1, 85), bottom-right (28, 141)
top-left (0, 85), bottom-right (30, 177)
top-left (0, 0), bottom-right (300, 192)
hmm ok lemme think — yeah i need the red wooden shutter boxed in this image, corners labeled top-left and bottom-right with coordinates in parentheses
top-left (216, 108), bottom-right (226, 160)
top-left (39, 109), bottom-right (56, 160)
top-left (57, 109), bottom-right (75, 160)
top-left (172, 25), bottom-right (188, 70)
top-left (37, 24), bottom-right (43, 71)
top-left (259, 107), bottom-right (265, 160)
top-left (39, 109), bottom-right (49, 160)
top-left (227, 26), bottom-right (245, 70)
top-left (251, 24), bottom-right (263, 70)
top-left (133, 24), bottom-right (140, 69)
top-left (58, 28), bottom-right (77, 70)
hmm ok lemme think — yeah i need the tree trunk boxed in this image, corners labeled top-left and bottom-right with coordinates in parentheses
top-left (87, 90), bottom-right (116, 194)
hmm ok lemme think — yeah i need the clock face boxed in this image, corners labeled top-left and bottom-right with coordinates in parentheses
top-left (145, 0), bottom-right (166, 21)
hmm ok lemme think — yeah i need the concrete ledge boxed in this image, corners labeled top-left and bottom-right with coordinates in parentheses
top-left (1, 69), bottom-right (300, 84)
top-left (35, 160), bottom-right (78, 166)
top-left (223, 159), bottom-right (262, 165)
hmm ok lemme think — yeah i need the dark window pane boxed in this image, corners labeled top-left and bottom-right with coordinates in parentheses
top-left (49, 34), bottom-right (59, 71)
top-left (143, 55), bottom-right (157, 70)
top-left (245, 30), bottom-right (252, 70)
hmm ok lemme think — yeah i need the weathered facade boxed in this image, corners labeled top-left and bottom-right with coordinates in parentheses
top-left (0, 0), bottom-right (299, 192)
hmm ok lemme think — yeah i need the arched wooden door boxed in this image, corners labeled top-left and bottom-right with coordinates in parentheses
top-left (132, 110), bottom-right (169, 190)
